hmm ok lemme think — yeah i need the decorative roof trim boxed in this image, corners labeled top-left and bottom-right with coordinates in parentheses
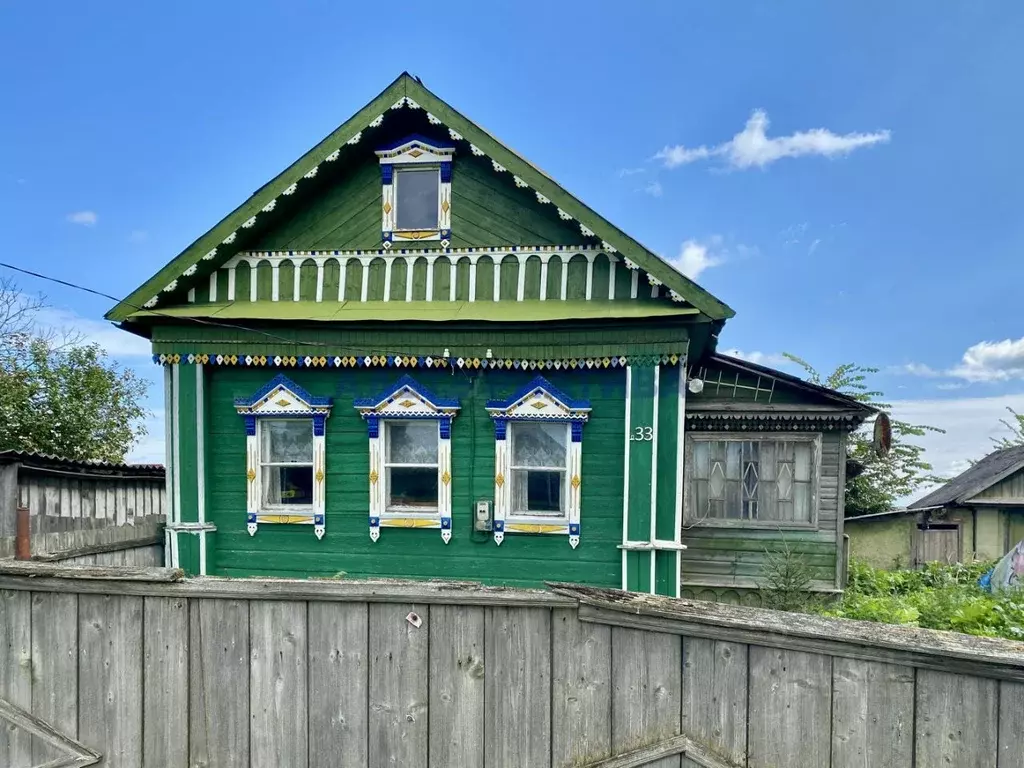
top-left (155, 352), bottom-right (686, 370)
top-left (686, 411), bottom-right (867, 433)
top-left (108, 73), bottom-right (733, 322)
top-left (353, 374), bottom-right (460, 416)
top-left (485, 375), bottom-right (591, 420)
top-left (234, 373), bottom-right (333, 413)
top-left (375, 133), bottom-right (456, 160)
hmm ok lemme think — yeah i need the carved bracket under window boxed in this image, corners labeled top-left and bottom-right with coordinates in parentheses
top-left (486, 376), bottom-right (590, 548)
top-left (354, 375), bottom-right (460, 543)
top-left (376, 135), bottom-right (455, 248)
top-left (234, 375), bottom-right (332, 538)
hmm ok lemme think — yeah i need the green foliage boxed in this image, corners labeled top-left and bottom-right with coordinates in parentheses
top-left (0, 280), bottom-right (149, 463)
top-left (759, 539), bottom-right (826, 613)
top-left (783, 354), bottom-right (946, 516)
top-left (992, 407), bottom-right (1024, 450)
top-left (823, 559), bottom-right (1024, 641)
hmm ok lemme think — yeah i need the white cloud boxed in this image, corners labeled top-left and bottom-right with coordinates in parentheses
top-left (808, 238), bottom-right (822, 255)
top-left (888, 393), bottom-right (1024, 503)
top-left (898, 336), bottom-right (1024, 384)
top-left (950, 338), bottom-right (1024, 382)
top-left (642, 180), bottom-right (663, 198)
top-left (671, 237), bottom-right (725, 280)
top-left (721, 349), bottom-right (793, 367)
top-left (34, 305), bottom-right (151, 359)
top-left (618, 167), bottom-right (646, 177)
top-left (66, 210), bottom-right (97, 226)
top-left (655, 109), bottom-right (891, 170)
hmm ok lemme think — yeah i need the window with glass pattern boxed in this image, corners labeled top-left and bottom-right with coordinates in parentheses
top-left (510, 422), bottom-right (570, 519)
top-left (259, 419), bottom-right (314, 509)
top-left (385, 421), bottom-right (439, 512)
top-left (686, 436), bottom-right (817, 525)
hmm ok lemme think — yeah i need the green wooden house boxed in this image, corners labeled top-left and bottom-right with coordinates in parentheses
top-left (108, 73), bottom-right (873, 597)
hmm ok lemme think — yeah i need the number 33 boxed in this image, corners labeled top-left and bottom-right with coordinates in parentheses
top-left (631, 426), bottom-right (654, 441)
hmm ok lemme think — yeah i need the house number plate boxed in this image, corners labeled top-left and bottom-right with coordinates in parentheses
top-left (630, 426), bottom-right (655, 442)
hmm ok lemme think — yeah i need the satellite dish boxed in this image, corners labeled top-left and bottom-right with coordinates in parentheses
top-left (873, 412), bottom-right (892, 457)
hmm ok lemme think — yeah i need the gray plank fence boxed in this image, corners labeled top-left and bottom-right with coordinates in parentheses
top-left (0, 457), bottom-right (165, 565)
top-left (0, 562), bottom-right (1023, 768)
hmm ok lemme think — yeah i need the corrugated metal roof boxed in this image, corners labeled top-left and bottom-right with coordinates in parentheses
top-left (909, 445), bottom-right (1024, 509)
top-left (0, 449), bottom-right (165, 477)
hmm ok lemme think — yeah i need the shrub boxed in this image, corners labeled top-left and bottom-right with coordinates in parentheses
top-left (823, 558), bottom-right (1024, 641)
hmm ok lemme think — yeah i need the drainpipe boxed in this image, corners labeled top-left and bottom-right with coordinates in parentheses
top-left (972, 507), bottom-right (978, 561)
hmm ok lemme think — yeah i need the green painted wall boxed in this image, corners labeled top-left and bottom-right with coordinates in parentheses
top-left (251, 150), bottom-right (589, 252)
top-left (203, 365), bottom-right (627, 588)
top-left (846, 516), bottom-right (914, 569)
top-left (975, 507), bottom-right (1007, 560)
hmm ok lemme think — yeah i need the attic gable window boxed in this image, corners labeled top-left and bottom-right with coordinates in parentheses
top-left (377, 136), bottom-right (454, 249)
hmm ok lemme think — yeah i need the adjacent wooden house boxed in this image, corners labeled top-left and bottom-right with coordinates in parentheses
top-left (107, 73), bottom-right (873, 596)
top-left (848, 445), bottom-right (1024, 568)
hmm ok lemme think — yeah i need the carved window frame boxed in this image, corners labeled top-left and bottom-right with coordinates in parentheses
top-left (376, 135), bottom-right (454, 249)
top-left (234, 375), bottom-right (332, 539)
top-left (486, 376), bottom-right (590, 548)
top-left (354, 375), bottom-right (459, 543)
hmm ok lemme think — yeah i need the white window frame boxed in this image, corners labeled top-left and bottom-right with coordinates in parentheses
top-left (683, 432), bottom-right (821, 531)
top-left (382, 419), bottom-right (441, 516)
top-left (355, 375), bottom-right (459, 543)
top-left (487, 376), bottom-right (589, 548)
top-left (235, 375), bottom-right (332, 540)
top-left (508, 421), bottom-right (571, 522)
top-left (257, 418), bottom-right (315, 514)
top-left (376, 136), bottom-right (454, 249)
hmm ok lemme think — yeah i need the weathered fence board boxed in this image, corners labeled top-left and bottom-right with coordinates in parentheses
top-left (250, 600), bottom-right (308, 768)
top-left (915, 670), bottom-right (999, 768)
top-left (368, 602), bottom-right (429, 766)
top-left (748, 647), bottom-right (832, 768)
top-left (681, 637), bottom-right (748, 768)
top-left (30, 592), bottom-right (79, 765)
top-left (143, 596), bottom-right (189, 768)
top-left (78, 594), bottom-right (144, 768)
top-left (553, 608), bottom-right (613, 767)
top-left (612, 627), bottom-right (682, 768)
top-left (831, 658), bottom-right (914, 768)
top-left (429, 604), bottom-right (485, 768)
top-left (0, 572), bottom-right (1022, 768)
top-left (189, 598), bottom-right (250, 768)
top-left (0, 589), bottom-right (32, 767)
top-left (485, 606), bottom-right (553, 768)
top-left (308, 601), bottom-right (369, 768)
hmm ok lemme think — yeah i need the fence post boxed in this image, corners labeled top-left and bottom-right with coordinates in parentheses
top-left (15, 506), bottom-right (30, 560)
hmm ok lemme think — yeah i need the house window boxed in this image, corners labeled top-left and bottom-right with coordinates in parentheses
top-left (686, 435), bottom-right (818, 527)
top-left (385, 420), bottom-right (440, 512)
top-left (510, 422), bottom-right (569, 518)
top-left (235, 374), bottom-right (332, 539)
top-left (259, 419), bottom-right (314, 509)
top-left (376, 136), bottom-right (454, 248)
top-left (487, 376), bottom-right (589, 548)
top-left (395, 168), bottom-right (440, 231)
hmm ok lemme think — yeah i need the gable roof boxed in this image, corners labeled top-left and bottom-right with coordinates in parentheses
top-left (705, 354), bottom-right (878, 412)
top-left (106, 73), bottom-right (733, 323)
top-left (909, 445), bottom-right (1024, 510)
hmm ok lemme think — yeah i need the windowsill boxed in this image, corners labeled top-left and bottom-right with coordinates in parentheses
top-left (683, 518), bottom-right (818, 531)
top-left (508, 513), bottom-right (570, 525)
top-left (383, 508), bottom-right (439, 517)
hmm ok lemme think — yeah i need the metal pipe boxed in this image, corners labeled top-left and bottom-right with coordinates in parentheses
top-left (14, 507), bottom-right (30, 560)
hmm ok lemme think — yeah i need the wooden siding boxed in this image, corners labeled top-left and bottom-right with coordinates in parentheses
top-left (3, 570), bottom-right (1024, 768)
top-left (971, 467), bottom-right (1024, 502)
top-left (0, 467), bottom-right (165, 559)
top-left (251, 152), bottom-right (590, 252)
top-left (203, 366), bottom-right (626, 586)
top-left (680, 432), bottom-right (842, 590)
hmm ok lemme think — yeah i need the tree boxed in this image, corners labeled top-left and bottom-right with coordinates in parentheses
top-left (0, 278), bottom-right (149, 463)
top-left (783, 354), bottom-right (945, 516)
top-left (992, 408), bottom-right (1024, 450)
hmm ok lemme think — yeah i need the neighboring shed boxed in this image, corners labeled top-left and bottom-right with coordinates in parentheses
top-left (0, 450), bottom-right (167, 565)
top-left (846, 446), bottom-right (1024, 568)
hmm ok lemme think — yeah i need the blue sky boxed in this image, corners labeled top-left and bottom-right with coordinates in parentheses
top-left (2, 2), bottom-right (1023, 491)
